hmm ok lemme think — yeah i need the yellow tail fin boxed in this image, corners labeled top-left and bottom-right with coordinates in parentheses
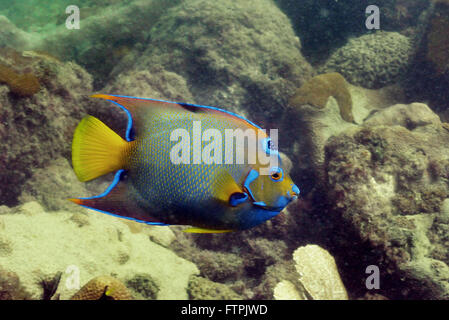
top-left (72, 115), bottom-right (130, 182)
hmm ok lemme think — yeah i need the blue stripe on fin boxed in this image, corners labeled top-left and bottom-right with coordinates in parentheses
top-left (104, 94), bottom-right (263, 131)
top-left (78, 169), bottom-right (125, 200)
top-left (110, 101), bottom-right (134, 142)
top-left (77, 205), bottom-right (169, 226)
top-left (75, 169), bottom-right (169, 226)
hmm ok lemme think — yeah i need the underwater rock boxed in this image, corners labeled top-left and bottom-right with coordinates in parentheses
top-left (364, 103), bottom-right (441, 129)
top-left (187, 275), bottom-right (242, 300)
top-left (107, 0), bottom-right (313, 125)
top-left (0, 15), bottom-right (34, 51)
top-left (18, 158), bottom-right (96, 212)
top-left (321, 31), bottom-right (413, 89)
top-left (0, 49), bottom-right (93, 207)
top-left (0, 202), bottom-right (199, 299)
top-left (71, 275), bottom-right (132, 300)
top-left (324, 117), bottom-right (449, 299)
top-left (37, 0), bottom-right (183, 87)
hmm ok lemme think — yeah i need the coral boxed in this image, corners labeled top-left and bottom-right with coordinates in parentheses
top-left (293, 245), bottom-right (348, 300)
top-left (0, 47), bottom-right (93, 207)
top-left (106, 0), bottom-right (313, 125)
top-left (125, 274), bottom-right (160, 300)
top-left (274, 0), bottom-right (428, 61)
top-left (273, 245), bottom-right (348, 300)
top-left (289, 73), bottom-right (354, 123)
top-left (321, 31), bottom-right (413, 89)
top-left (273, 280), bottom-right (304, 300)
top-left (324, 115), bottom-right (449, 299)
top-left (71, 276), bottom-right (133, 300)
top-left (0, 63), bottom-right (40, 97)
top-left (187, 276), bottom-right (242, 300)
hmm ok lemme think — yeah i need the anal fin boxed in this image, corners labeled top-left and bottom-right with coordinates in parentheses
top-left (69, 170), bottom-right (167, 226)
top-left (183, 227), bottom-right (233, 233)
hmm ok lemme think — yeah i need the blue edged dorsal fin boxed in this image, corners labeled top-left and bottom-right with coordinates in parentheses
top-left (69, 170), bottom-right (168, 226)
top-left (90, 94), bottom-right (264, 140)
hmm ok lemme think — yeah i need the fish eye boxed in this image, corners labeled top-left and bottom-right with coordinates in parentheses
top-left (262, 137), bottom-right (278, 156)
top-left (270, 167), bottom-right (283, 182)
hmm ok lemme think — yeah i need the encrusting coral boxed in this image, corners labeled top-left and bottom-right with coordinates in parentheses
top-left (0, 52), bottom-right (40, 97)
top-left (71, 275), bottom-right (133, 300)
top-left (288, 72), bottom-right (354, 123)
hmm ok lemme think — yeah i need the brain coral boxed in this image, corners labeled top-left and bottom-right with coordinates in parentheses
top-left (71, 276), bottom-right (132, 300)
top-left (321, 31), bottom-right (413, 89)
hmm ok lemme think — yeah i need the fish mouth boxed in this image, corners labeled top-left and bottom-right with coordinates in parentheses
top-left (252, 201), bottom-right (285, 212)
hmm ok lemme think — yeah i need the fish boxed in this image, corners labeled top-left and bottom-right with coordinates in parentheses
top-left (69, 94), bottom-right (299, 233)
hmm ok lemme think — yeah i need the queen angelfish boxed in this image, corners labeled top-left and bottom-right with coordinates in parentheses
top-left (69, 94), bottom-right (299, 233)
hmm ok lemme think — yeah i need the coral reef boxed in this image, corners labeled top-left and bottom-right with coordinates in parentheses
top-left (0, 202), bottom-right (198, 299)
top-left (289, 72), bottom-right (354, 123)
top-left (321, 31), bottom-right (413, 89)
top-left (71, 275), bottom-right (132, 300)
top-left (104, 0), bottom-right (313, 126)
top-left (324, 111), bottom-right (449, 299)
top-left (187, 276), bottom-right (242, 300)
top-left (274, 0), bottom-right (429, 62)
top-left (0, 48), bottom-right (93, 207)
